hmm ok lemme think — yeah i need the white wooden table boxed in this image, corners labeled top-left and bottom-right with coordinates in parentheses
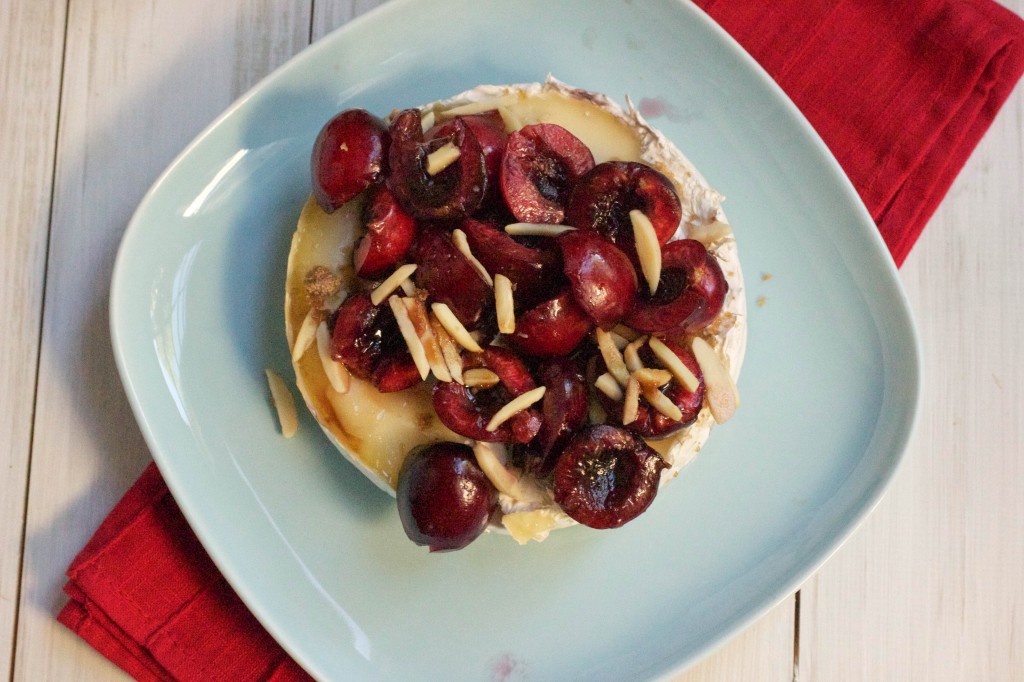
top-left (2, 1), bottom-right (1022, 680)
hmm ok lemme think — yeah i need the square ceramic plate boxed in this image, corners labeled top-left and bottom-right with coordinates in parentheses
top-left (110, 0), bottom-right (921, 679)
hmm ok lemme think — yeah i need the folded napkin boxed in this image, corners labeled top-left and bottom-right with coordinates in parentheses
top-left (60, 1), bottom-right (1024, 679)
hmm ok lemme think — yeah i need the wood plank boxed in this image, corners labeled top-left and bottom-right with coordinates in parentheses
top-left (798, 2), bottom-right (1024, 676)
top-left (11, 2), bottom-right (311, 679)
top-left (0, 0), bottom-right (68, 678)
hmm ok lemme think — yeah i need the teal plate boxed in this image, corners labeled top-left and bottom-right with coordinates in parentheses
top-left (110, 0), bottom-right (921, 679)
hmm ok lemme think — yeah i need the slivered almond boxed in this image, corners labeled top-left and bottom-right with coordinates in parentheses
top-left (504, 223), bottom-right (576, 237)
top-left (388, 295), bottom-right (431, 380)
top-left (452, 228), bottom-right (493, 286)
top-left (316, 321), bottom-right (350, 395)
top-left (419, 109), bottom-right (436, 134)
top-left (595, 328), bottom-right (630, 387)
top-left (649, 336), bottom-right (699, 392)
top-left (399, 277), bottom-right (417, 296)
top-left (485, 386), bottom-right (546, 432)
top-left (370, 263), bottom-right (418, 306)
top-left (497, 106), bottom-right (521, 132)
top-left (623, 335), bottom-right (649, 373)
top-left (431, 302), bottom-right (483, 353)
top-left (291, 309), bottom-right (319, 363)
top-left (633, 367), bottom-right (672, 388)
top-left (611, 323), bottom-right (641, 342)
top-left (630, 210), bottom-right (662, 295)
top-left (494, 274), bottom-right (515, 334)
top-left (425, 142), bottom-right (461, 176)
top-left (429, 313), bottom-right (464, 384)
top-left (265, 369), bottom-right (298, 438)
top-left (473, 441), bottom-right (546, 505)
top-left (642, 385), bottom-right (684, 422)
top-left (622, 377), bottom-right (641, 425)
top-left (607, 330), bottom-right (630, 350)
top-left (463, 368), bottom-right (500, 388)
top-left (691, 336), bottom-right (739, 423)
top-left (403, 297), bottom-right (451, 382)
top-left (594, 372), bottom-right (624, 401)
top-left (437, 94), bottom-right (519, 119)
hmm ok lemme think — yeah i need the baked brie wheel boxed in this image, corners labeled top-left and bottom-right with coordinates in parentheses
top-left (285, 77), bottom-right (746, 550)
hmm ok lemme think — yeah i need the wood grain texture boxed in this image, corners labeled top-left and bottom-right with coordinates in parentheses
top-left (0, 0), bottom-right (68, 678)
top-left (799, 1), bottom-right (1024, 678)
top-left (11, 2), bottom-right (310, 680)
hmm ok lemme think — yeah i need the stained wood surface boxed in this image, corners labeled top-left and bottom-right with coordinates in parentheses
top-left (1, 1), bottom-right (1020, 680)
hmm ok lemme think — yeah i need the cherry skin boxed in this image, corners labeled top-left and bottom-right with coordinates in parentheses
top-left (396, 443), bottom-right (497, 552)
top-left (501, 123), bottom-right (595, 224)
top-left (558, 229), bottom-right (638, 329)
top-left (506, 289), bottom-right (594, 358)
top-left (353, 184), bottom-right (417, 279)
top-left (625, 239), bottom-right (728, 335)
top-left (428, 111), bottom-right (508, 207)
top-left (526, 357), bottom-right (589, 477)
top-left (311, 109), bottom-right (387, 213)
top-left (329, 292), bottom-right (420, 393)
top-left (552, 425), bottom-right (668, 529)
top-left (411, 226), bottom-right (494, 331)
top-left (459, 218), bottom-right (561, 310)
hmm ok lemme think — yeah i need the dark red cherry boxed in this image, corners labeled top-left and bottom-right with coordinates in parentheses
top-left (526, 357), bottom-right (589, 476)
top-left (566, 161), bottom-right (682, 253)
top-left (429, 111), bottom-right (507, 205)
top-left (558, 230), bottom-right (638, 329)
top-left (501, 123), bottom-right (595, 224)
top-left (506, 289), bottom-right (594, 358)
top-left (396, 443), bottom-right (497, 552)
top-left (411, 226), bottom-right (493, 330)
top-left (311, 109), bottom-right (387, 213)
top-left (387, 109), bottom-right (486, 220)
top-left (625, 239), bottom-right (728, 335)
top-left (329, 292), bottom-right (419, 392)
top-left (353, 184), bottom-right (417, 279)
top-left (552, 425), bottom-right (668, 529)
top-left (459, 218), bottom-right (561, 309)
top-left (594, 338), bottom-right (705, 439)
top-left (432, 347), bottom-right (539, 443)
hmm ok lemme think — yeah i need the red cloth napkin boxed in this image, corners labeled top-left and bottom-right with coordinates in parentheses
top-left (60, 1), bottom-right (1024, 680)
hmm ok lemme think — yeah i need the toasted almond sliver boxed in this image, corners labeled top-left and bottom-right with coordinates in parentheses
top-left (494, 274), bottom-right (516, 334)
top-left (316, 321), bottom-right (351, 395)
top-left (594, 372), bottom-right (624, 402)
top-left (649, 336), bottom-right (699, 392)
top-left (633, 367), bottom-right (672, 388)
top-left (623, 335), bottom-right (649, 373)
top-left (473, 441), bottom-right (546, 505)
top-left (429, 313), bottom-right (464, 384)
top-left (437, 94), bottom-right (519, 119)
top-left (370, 263), bottom-right (418, 306)
top-left (607, 330), bottom-right (630, 350)
top-left (691, 336), bottom-right (739, 423)
top-left (463, 368), bottom-right (501, 388)
top-left (504, 223), bottom-right (577, 237)
top-left (611, 323), bottom-right (641, 342)
top-left (404, 298), bottom-right (451, 382)
top-left (431, 302), bottom-right (484, 353)
top-left (388, 295), bottom-right (431, 380)
top-left (419, 109), bottom-right (436, 134)
top-left (497, 106), bottom-right (522, 132)
top-left (595, 328), bottom-right (630, 387)
top-left (425, 142), bottom-right (461, 176)
top-left (265, 369), bottom-right (298, 438)
top-left (642, 385), bottom-right (684, 422)
top-left (451, 228), bottom-right (493, 286)
top-left (622, 377), bottom-right (641, 425)
top-left (291, 309), bottom-right (319, 363)
top-left (485, 386), bottom-right (546, 432)
top-left (399, 277), bottom-right (417, 296)
top-left (630, 210), bottom-right (662, 295)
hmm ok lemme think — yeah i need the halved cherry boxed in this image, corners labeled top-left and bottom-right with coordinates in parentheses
top-left (411, 226), bottom-right (493, 330)
top-left (624, 239), bottom-right (728, 335)
top-left (460, 218), bottom-right (561, 309)
top-left (329, 292), bottom-right (420, 393)
top-left (428, 111), bottom-right (507, 206)
top-left (565, 161), bottom-right (682, 253)
top-left (311, 109), bottom-right (388, 213)
top-left (500, 123), bottom-right (595, 224)
top-left (558, 230), bottom-right (638, 329)
top-left (552, 424), bottom-right (667, 529)
top-left (525, 357), bottom-right (589, 477)
top-left (387, 109), bottom-right (486, 220)
top-left (353, 184), bottom-right (417, 279)
top-left (505, 289), bottom-right (594, 358)
top-left (432, 347), bottom-right (540, 443)
top-left (397, 442), bottom-right (497, 552)
top-left (594, 338), bottom-right (705, 439)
